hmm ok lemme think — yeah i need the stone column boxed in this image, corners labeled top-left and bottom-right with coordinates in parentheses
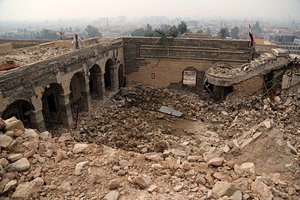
top-left (196, 71), bottom-right (205, 93)
top-left (110, 65), bottom-right (119, 91)
top-left (58, 93), bottom-right (73, 128)
top-left (213, 85), bottom-right (224, 99)
top-left (81, 82), bottom-right (92, 111)
top-left (30, 109), bottom-right (46, 131)
top-left (95, 72), bottom-right (105, 100)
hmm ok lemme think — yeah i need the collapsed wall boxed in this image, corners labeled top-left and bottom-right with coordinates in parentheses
top-left (205, 48), bottom-right (291, 98)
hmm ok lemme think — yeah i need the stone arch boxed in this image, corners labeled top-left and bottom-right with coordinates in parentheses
top-left (69, 71), bottom-right (91, 114)
top-left (118, 64), bottom-right (126, 88)
top-left (41, 83), bottom-right (64, 129)
top-left (105, 58), bottom-right (114, 89)
top-left (89, 64), bottom-right (104, 98)
top-left (1, 99), bottom-right (34, 128)
top-left (70, 71), bottom-right (86, 103)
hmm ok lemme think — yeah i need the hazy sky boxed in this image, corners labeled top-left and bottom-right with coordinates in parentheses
top-left (0, 0), bottom-right (299, 21)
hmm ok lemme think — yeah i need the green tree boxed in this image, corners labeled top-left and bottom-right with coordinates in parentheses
top-left (219, 27), bottom-right (230, 39)
top-left (39, 29), bottom-right (58, 39)
top-left (131, 28), bottom-right (145, 36)
top-left (85, 25), bottom-right (102, 38)
top-left (178, 21), bottom-right (188, 35)
top-left (144, 24), bottom-right (154, 37)
top-left (230, 26), bottom-right (240, 39)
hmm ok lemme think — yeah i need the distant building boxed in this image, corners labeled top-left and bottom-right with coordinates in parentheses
top-left (277, 44), bottom-right (300, 55)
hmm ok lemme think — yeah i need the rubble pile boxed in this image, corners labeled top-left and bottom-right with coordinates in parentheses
top-left (206, 52), bottom-right (280, 78)
top-left (0, 46), bottom-right (72, 68)
top-left (0, 85), bottom-right (299, 199)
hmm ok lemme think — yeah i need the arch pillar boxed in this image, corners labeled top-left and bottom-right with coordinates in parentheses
top-left (58, 92), bottom-right (73, 128)
top-left (29, 109), bottom-right (46, 131)
top-left (95, 72), bottom-right (105, 99)
top-left (81, 80), bottom-right (92, 111)
top-left (110, 65), bottom-right (119, 91)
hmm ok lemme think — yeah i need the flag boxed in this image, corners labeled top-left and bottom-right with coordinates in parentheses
top-left (248, 24), bottom-right (255, 46)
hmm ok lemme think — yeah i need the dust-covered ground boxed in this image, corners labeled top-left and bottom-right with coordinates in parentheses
top-left (0, 84), bottom-right (299, 200)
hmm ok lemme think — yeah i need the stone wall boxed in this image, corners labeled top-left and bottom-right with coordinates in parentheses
top-left (123, 37), bottom-right (251, 88)
top-left (0, 39), bottom-right (52, 49)
top-left (232, 75), bottom-right (264, 97)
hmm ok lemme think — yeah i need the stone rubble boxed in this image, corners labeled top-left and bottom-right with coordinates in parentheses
top-left (0, 85), bottom-right (299, 199)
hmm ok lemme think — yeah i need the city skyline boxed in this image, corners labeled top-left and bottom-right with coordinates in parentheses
top-left (0, 0), bottom-right (299, 21)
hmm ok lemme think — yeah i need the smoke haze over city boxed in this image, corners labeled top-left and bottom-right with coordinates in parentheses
top-left (0, 0), bottom-right (299, 21)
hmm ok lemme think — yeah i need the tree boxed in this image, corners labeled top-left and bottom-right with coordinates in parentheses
top-left (205, 27), bottom-right (212, 35)
top-left (219, 27), bottom-right (230, 39)
top-left (39, 29), bottom-right (58, 39)
top-left (169, 25), bottom-right (179, 37)
top-left (230, 26), bottom-right (240, 39)
top-left (131, 28), bottom-right (145, 36)
top-left (85, 25), bottom-right (102, 38)
top-left (178, 21), bottom-right (188, 35)
top-left (144, 24), bottom-right (154, 37)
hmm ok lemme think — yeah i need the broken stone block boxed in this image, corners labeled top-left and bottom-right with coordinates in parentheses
top-left (104, 190), bottom-right (119, 200)
top-left (148, 184), bottom-right (158, 193)
top-left (208, 157), bottom-right (224, 166)
top-left (11, 177), bottom-right (44, 199)
top-left (4, 117), bottom-right (25, 132)
top-left (132, 174), bottom-right (151, 189)
top-left (286, 141), bottom-right (297, 155)
top-left (7, 154), bottom-right (23, 162)
top-left (0, 134), bottom-right (13, 148)
top-left (24, 129), bottom-right (39, 140)
top-left (173, 184), bottom-right (183, 192)
top-left (251, 178), bottom-right (273, 200)
top-left (187, 155), bottom-right (203, 162)
top-left (212, 181), bottom-right (237, 198)
top-left (40, 131), bottom-right (52, 141)
top-left (72, 143), bottom-right (88, 154)
top-left (2, 179), bottom-right (17, 193)
top-left (170, 149), bottom-right (186, 158)
top-left (234, 162), bottom-right (255, 175)
top-left (240, 138), bottom-right (253, 148)
top-left (74, 161), bottom-right (89, 175)
top-left (8, 158), bottom-right (31, 172)
top-left (108, 178), bottom-right (121, 190)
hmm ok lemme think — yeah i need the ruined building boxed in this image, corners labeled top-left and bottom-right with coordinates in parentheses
top-left (0, 37), bottom-right (299, 131)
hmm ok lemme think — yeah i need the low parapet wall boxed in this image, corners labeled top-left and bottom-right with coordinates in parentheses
top-left (206, 52), bottom-right (290, 86)
top-left (0, 43), bottom-right (13, 55)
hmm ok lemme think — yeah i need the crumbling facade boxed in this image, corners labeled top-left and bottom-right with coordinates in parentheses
top-left (0, 37), bottom-right (298, 131)
top-left (0, 39), bottom-right (124, 131)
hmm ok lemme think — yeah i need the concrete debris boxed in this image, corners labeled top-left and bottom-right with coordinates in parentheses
top-left (104, 190), bottom-right (119, 200)
top-left (158, 106), bottom-right (183, 117)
